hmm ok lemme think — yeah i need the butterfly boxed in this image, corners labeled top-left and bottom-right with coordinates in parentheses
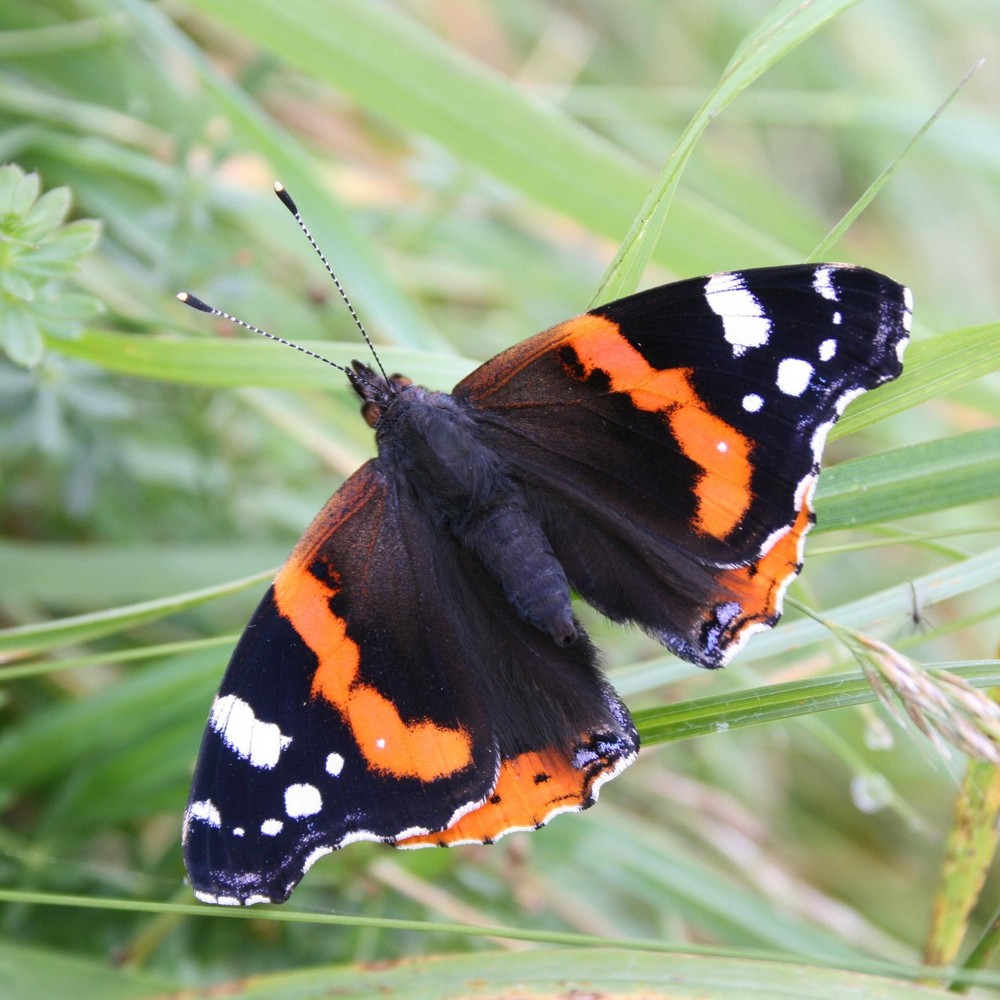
top-left (180, 185), bottom-right (911, 905)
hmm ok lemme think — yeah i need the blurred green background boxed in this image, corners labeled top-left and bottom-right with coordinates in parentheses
top-left (1, 0), bottom-right (998, 996)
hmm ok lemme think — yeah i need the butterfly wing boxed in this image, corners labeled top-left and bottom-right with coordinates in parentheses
top-left (455, 264), bottom-right (911, 667)
top-left (184, 461), bottom-right (637, 904)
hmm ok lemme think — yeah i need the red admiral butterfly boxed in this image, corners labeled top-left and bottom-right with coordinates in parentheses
top-left (180, 185), bottom-right (911, 905)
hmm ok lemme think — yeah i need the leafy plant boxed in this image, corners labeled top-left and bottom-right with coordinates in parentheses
top-left (0, 165), bottom-right (100, 367)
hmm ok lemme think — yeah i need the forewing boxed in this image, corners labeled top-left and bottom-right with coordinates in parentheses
top-left (455, 264), bottom-right (911, 667)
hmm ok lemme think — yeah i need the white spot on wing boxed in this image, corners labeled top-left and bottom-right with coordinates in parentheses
top-left (717, 440), bottom-right (728, 453)
top-left (832, 311), bottom-right (842, 325)
top-left (776, 358), bottom-right (813, 396)
top-left (325, 752), bottom-right (345, 777)
top-left (285, 783), bottom-right (323, 818)
top-left (261, 818), bottom-right (283, 836)
top-left (705, 272), bottom-right (771, 356)
top-left (187, 799), bottom-right (221, 828)
top-left (210, 694), bottom-right (291, 769)
top-left (742, 393), bottom-right (763, 413)
top-left (813, 266), bottom-right (839, 301)
top-left (375, 738), bottom-right (386, 749)
top-left (818, 338), bottom-right (837, 362)
top-left (233, 826), bottom-right (245, 838)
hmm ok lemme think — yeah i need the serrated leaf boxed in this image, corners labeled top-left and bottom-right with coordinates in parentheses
top-left (0, 163), bottom-right (38, 216)
top-left (17, 224), bottom-right (102, 277)
top-left (20, 185), bottom-right (71, 238)
top-left (34, 292), bottom-right (103, 334)
top-left (0, 267), bottom-right (36, 300)
top-left (55, 217), bottom-right (101, 252)
top-left (1, 306), bottom-right (43, 366)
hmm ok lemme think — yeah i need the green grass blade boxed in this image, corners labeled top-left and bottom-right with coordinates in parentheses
top-left (0, 938), bottom-right (175, 1000)
top-left (0, 912), bottom-right (1000, 1000)
top-left (48, 319), bottom-right (998, 425)
top-left (0, 540), bottom-right (289, 606)
top-left (810, 60), bottom-right (985, 261)
top-left (617, 546), bottom-right (1000, 696)
top-left (48, 330), bottom-right (473, 391)
top-left (815, 428), bottom-right (1000, 531)
top-left (0, 648), bottom-right (217, 796)
top-left (119, 0), bottom-right (447, 352)
top-left (751, 548), bottom-right (1000, 664)
top-left (832, 323), bottom-right (1000, 438)
top-left (923, 753), bottom-right (1000, 972)
top-left (179, 0), bottom-right (803, 274)
top-left (0, 570), bottom-right (271, 656)
top-left (955, 901), bottom-right (1000, 990)
top-left (596, 0), bottom-right (862, 303)
top-left (634, 662), bottom-right (1000, 746)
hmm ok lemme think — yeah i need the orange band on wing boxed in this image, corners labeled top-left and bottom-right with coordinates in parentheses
top-left (714, 484), bottom-right (814, 625)
top-left (394, 748), bottom-right (592, 847)
top-left (561, 315), bottom-right (753, 540)
top-left (273, 564), bottom-right (474, 782)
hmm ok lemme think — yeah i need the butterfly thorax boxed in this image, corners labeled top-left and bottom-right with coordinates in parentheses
top-left (372, 382), bottom-right (577, 648)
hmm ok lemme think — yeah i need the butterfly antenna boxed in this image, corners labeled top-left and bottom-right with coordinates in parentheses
top-left (273, 182), bottom-right (390, 385)
top-left (176, 292), bottom-right (355, 379)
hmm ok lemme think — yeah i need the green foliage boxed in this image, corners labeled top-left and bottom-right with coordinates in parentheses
top-left (1, 0), bottom-right (999, 996)
top-left (0, 164), bottom-right (100, 366)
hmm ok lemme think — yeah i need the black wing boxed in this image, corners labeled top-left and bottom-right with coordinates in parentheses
top-left (184, 462), bottom-right (637, 904)
top-left (455, 264), bottom-right (911, 667)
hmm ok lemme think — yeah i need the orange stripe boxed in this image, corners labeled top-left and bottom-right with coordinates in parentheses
top-left (395, 748), bottom-right (587, 846)
top-left (713, 490), bottom-right (813, 622)
top-left (561, 315), bottom-right (753, 540)
top-left (273, 563), bottom-right (474, 781)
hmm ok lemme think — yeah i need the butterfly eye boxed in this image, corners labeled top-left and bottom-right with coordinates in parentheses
top-left (361, 400), bottom-right (382, 428)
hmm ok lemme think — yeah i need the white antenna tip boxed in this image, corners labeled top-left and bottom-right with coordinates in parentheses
top-left (273, 182), bottom-right (297, 214)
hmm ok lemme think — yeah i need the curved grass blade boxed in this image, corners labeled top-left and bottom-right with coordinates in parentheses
top-left (594, 0), bottom-right (862, 303)
top-left (810, 60), bottom-right (985, 261)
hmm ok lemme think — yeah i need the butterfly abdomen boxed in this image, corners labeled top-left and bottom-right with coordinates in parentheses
top-left (379, 388), bottom-right (576, 646)
top-left (461, 502), bottom-right (576, 647)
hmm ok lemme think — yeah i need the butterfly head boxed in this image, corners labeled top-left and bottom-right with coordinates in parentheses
top-left (348, 361), bottom-right (414, 428)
